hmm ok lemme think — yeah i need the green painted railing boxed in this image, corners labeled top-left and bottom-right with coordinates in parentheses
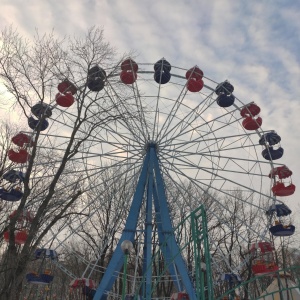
top-left (216, 266), bottom-right (300, 300)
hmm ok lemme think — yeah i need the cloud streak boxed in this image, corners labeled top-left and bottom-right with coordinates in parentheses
top-left (1, 0), bottom-right (299, 228)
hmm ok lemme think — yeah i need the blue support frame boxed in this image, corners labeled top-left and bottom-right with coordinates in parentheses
top-left (143, 146), bottom-right (154, 299)
top-left (93, 144), bottom-right (196, 299)
top-left (153, 186), bottom-right (182, 292)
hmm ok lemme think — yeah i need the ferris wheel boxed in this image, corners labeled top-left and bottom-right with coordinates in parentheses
top-left (3, 58), bottom-right (296, 299)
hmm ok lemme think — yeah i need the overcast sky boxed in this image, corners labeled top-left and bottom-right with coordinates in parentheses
top-left (1, 0), bottom-right (299, 232)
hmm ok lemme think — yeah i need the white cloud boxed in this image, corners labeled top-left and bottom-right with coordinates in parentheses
top-left (0, 0), bottom-right (300, 238)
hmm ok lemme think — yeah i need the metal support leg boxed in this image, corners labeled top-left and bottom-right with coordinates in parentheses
top-left (93, 152), bottom-right (150, 300)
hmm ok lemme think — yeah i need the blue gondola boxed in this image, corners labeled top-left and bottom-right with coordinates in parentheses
top-left (269, 224), bottom-right (295, 236)
top-left (88, 65), bottom-right (106, 80)
top-left (154, 59), bottom-right (172, 73)
top-left (259, 132), bottom-right (281, 146)
top-left (82, 286), bottom-right (96, 299)
top-left (26, 272), bottom-right (54, 285)
top-left (154, 70), bottom-right (171, 84)
top-left (31, 103), bottom-right (52, 118)
top-left (216, 94), bottom-right (235, 107)
top-left (219, 273), bottom-right (242, 283)
top-left (262, 146), bottom-right (284, 160)
top-left (87, 78), bottom-right (105, 91)
top-left (0, 188), bottom-right (23, 201)
top-left (266, 204), bottom-right (295, 237)
top-left (34, 248), bottom-right (58, 260)
top-left (3, 170), bottom-right (25, 183)
top-left (266, 204), bottom-right (292, 217)
top-left (28, 117), bottom-right (49, 131)
top-left (215, 81), bottom-right (234, 96)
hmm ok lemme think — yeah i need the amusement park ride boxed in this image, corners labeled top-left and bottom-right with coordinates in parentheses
top-left (1, 58), bottom-right (299, 299)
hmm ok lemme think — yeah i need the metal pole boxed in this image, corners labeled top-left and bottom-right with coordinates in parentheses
top-left (122, 253), bottom-right (129, 300)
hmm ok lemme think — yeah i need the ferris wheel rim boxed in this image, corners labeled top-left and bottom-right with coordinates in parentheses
top-left (14, 59), bottom-right (290, 295)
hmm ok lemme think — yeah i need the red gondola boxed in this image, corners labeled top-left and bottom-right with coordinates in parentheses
top-left (8, 149), bottom-right (31, 163)
top-left (185, 66), bottom-right (203, 80)
top-left (12, 133), bottom-right (34, 147)
top-left (171, 292), bottom-right (190, 300)
top-left (70, 278), bottom-right (96, 300)
top-left (242, 116), bottom-right (262, 130)
top-left (186, 66), bottom-right (204, 92)
top-left (251, 262), bottom-right (279, 276)
top-left (70, 278), bottom-right (96, 289)
top-left (4, 230), bottom-right (28, 244)
top-left (58, 80), bottom-right (77, 95)
top-left (240, 103), bottom-right (262, 130)
top-left (121, 59), bottom-right (138, 72)
top-left (249, 241), bottom-right (274, 253)
top-left (9, 209), bottom-right (34, 223)
top-left (240, 103), bottom-right (260, 117)
top-left (120, 70), bottom-right (137, 84)
top-left (15, 230), bottom-right (28, 244)
top-left (269, 165), bottom-right (292, 179)
top-left (120, 59), bottom-right (138, 84)
top-left (3, 231), bottom-right (9, 241)
top-left (56, 93), bottom-right (75, 107)
top-left (187, 78), bottom-right (204, 92)
top-left (249, 241), bottom-right (278, 275)
top-left (269, 165), bottom-right (295, 196)
top-left (272, 182), bottom-right (295, 196)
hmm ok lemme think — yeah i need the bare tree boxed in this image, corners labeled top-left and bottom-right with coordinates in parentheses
top-left (0, 26), bottom-right (133, 299)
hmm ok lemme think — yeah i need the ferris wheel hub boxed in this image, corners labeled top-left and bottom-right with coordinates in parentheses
top-left (144, 140), bottom-right (159, 153)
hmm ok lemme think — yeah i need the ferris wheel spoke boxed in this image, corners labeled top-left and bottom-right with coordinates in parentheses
top-left (162, 152), bottom-right (268, 192)
top-left (47, 177), bottom-right (135, 253)
top-left (159, 152), bottom-right (273, 204)
top-left (162, 169), bottom-right (269, 243)
top-left (31, 151), bottom-right (142, 182)
top-left (105, 81), bottom-right (148, 143)
top-left (162, 107), bottom-right (248, 152)
top-left (156, 85), bottom-right (188, 142)
top-left (167, 150), bottom-right (275, 169)
top-left (26, 159), bottom-right (141, 212)
top-left (164, 131), bottom-right (262, 153)
top-left (150, 73), bottom-right (188, 141)
top-left (32, 124), bottom-right (143, 164)
top-left (158, 91), bottom-right (216, 145)
top-left (152, 77), bottom-right (163, 141)
top-left (32, 161), bottom-right (140, 229)
top-left (160, 162), bottom-right (268, 242)
top-left (51, 105), bottom-right (142, 149)
top-left (35, 141), bottom-right (141, 158)
top-left (159, 148), bottom-right (274, 178)
top-left (131, 79), bottom-right (151, 140)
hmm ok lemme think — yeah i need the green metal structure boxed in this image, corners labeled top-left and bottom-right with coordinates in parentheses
top-left (216, 266), bottom-right (300, 300)
top-left (133, 204), bottom-right (214, 299)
